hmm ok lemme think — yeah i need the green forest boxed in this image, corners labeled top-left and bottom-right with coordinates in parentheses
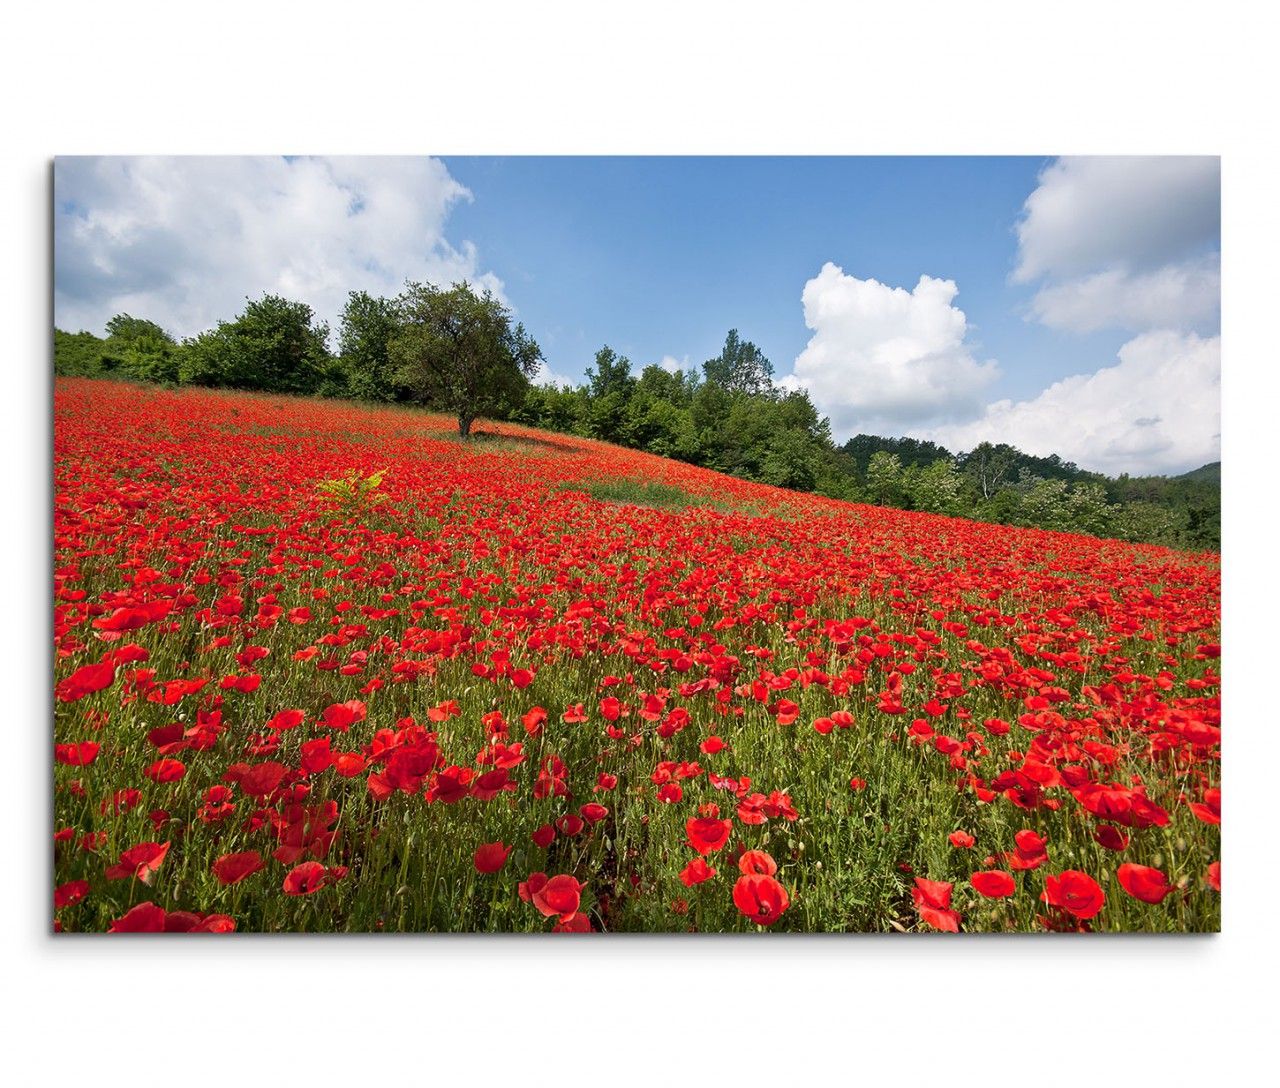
top-left (54, 286), bottom-right (1220, 552)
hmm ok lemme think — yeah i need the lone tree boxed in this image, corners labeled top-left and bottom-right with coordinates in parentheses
top-left (390, 281), bottom-right (543, 438)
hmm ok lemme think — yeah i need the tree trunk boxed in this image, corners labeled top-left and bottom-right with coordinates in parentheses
top-left (458, 414), bottom-right (473, 439)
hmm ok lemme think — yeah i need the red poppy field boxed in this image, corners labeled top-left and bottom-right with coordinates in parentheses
top-left (52, 378), bottom-right (1221, 933)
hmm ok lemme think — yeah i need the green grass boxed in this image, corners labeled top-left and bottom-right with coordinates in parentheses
top-left (556, 476), bottom-right (759, 515)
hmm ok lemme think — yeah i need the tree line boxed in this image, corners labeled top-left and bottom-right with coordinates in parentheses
top-left (54, 283), bottom-right (1219, 552)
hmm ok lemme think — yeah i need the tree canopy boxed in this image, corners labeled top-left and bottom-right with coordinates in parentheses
top-left (339, 291), bottom-right (403, 403)
top-left (703, 329), bottom-right (774, 395)
top-left (180, 295), bottom-right (334, 394)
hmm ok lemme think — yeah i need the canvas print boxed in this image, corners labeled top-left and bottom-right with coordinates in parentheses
top-left (52, 156), bottom-right (1221, 933)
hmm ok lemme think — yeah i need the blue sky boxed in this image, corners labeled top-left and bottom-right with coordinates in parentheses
top-left (445, 156), bottom-right (1114, 402)
top-left (54, 155), bottom-right (1220, 474)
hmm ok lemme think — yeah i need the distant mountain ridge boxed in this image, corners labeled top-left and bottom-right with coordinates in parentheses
top-left (1177, 462), bottom-right (1220, 486)
top-left (841, 433), bottom-right (1219, 489)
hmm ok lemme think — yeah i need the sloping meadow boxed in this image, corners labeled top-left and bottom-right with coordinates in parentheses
top-left (53, 379), bottom-right (1221, 932)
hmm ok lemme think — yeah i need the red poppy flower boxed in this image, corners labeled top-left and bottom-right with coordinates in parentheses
top-left (1014, 828), bottom-right (1046, 854)
top-left (334, 752), bottom-right (366, 777)
top-left (321, 700), bottom-right (366, 732)
top-left (220, 673), bottom-right (261, 694)
top-left (1204, 861), bottom-right (1220, 892)
top-left (917, 905), bottom-right (962, 932)
top-left (237, 761), bottom-right (288, 798)
top-left (191, 914), bottom-right (237, 933)
top-left (1188, 787), bottom-right (1221, 825)
top-left (1093, 824), bottom-right (1130, 852)
top-left (732, 874), bottom-right (790, 926)
top-left (79, 831), bottom-right (108, 853)
top-left (474, 841), bottom-right (512, 874)
top-left (552, 912), bottom-right (592, 933)
top-left (736, 793), bottom-right (767, 825)
top-left (679, 858), bottom-right (717, 887)
top-left (970, 870), bottom-right (1016, 898)
top-left (638, 693), bottom-right (667, 721)
top-left (267, 708), bottom-right (306, 732)
top-left (1116, 863), bottom-right (1173, 904)
top-left (531, 823), bottom-right (555, 849)
top-left (1042, 870), bottom-right (1105, 919)
top-left (949, 830), bottom-right (976, 849)
top-left (686, 817), bottom-right (732, 855)
top-left (579, 802), bottom-right (609, 825)
top-left (55, 741), bottom-right (101, 766)
top-left (470, 767), bottom-right (515, 800)
top-left (738, 849), bottom-right (778, 876)
top-left (518, 871), bottom-right (547, 903)
top-left (146, 724), bottom-right (187, 753)
top-left (428, 766), bottom-right (472, 804)
top-left (911, 877), bottom-right (961, 931)
top-left (213, 850), bottom-right (265, 886)
top-left (555, 813), bottom-right (585, 837)
top-left (56, 660), bottom-right (115, 702)
top-left (537, 874), bottom-right (585, 917)
top-left (772, 699), bottom-right (800, 725)
top-left (427, 700), bottom-right (461, 723)
top-left (54, 879), bottom-right (90, 908)
top-left (912, 877), bottom-right (953, 910)
top-left (108, 901), bottom-right (168, 932)
top-left (1005, 828), bottom-right (1049, 870)
top-left (520, 872), bottom-right (584, 920)
top-left (145, 757), bottom-right (186, 783)
top-left (164, 911), bottom-right (214, 932)
top-left (521, 707), bottom-right (547, 736)
top-left (300, 736), bottom-right (334, 774)
top-left (282, 861), bottom-right (344, 895)
top-left (105, 841), bottom-right (170, 883)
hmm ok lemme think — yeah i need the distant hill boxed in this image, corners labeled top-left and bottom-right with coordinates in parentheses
top-left (835, 434), bottom-right (1218, 552)
top-left (1178, 462), bottom-right (1220, 486)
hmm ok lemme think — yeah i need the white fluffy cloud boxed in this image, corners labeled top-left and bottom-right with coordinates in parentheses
top-left (1014, 156), bottom-right (1219, 282)
top-left (1015, 156), bottom-right (1220, 334)
top-left (1028, 258), bottom-right (1220, 333)
top-left (54, 156), bottom-right (504, 342)
top-left (656, 354), bottom-right (691, 375)
top-left (780, 262), bottom-right (999, 437)
top-left (919, 330), bottom-right (1220, 476)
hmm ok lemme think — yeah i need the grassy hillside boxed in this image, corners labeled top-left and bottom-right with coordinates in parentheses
top-left (53, 379), bottom-right (1221, 933)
